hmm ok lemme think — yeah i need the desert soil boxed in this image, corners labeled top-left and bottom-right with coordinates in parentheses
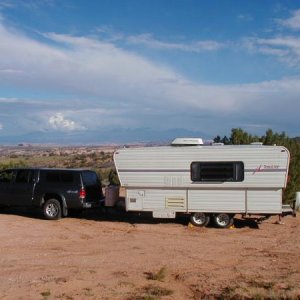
top-left (0, 208), bottom-right (299, 300)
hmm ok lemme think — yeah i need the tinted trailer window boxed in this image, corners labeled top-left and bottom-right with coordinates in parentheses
top-left (191, 162), bottom-right (244, 182)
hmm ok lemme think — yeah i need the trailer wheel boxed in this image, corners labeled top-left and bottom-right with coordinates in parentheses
top-left (213, 213), bottom-right (234, 228)
top-left (190, 213), bottom-right (210, 227)
top-left (43, 199), bottom-right (62, 220)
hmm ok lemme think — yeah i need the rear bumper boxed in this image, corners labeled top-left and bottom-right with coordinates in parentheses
top-left (82, 201), bottom-right (101, 209)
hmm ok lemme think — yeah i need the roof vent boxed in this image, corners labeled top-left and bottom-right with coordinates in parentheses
top-left (250, 142), bottom-right (263, 146)
top-left (212, 142), bottom-right (224, 146)
top-left (171, 138), bottom-right (203, 146)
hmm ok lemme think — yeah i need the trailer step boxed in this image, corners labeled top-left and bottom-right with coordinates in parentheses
top-left (282, 204), bottom-right (296, 217)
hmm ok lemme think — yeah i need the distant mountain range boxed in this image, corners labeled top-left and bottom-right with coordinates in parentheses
top-left (0, 128), bottom-right (208, 145)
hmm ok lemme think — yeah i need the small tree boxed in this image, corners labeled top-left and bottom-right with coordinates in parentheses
top-left (108, 169), bottom-right (120, 186)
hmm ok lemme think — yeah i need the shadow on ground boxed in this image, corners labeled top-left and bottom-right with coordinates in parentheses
top-left (0, 206), bottom-right (262, 229)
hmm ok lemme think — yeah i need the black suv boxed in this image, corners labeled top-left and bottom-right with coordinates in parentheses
top-left (0, 168), bottom-right (104, 220)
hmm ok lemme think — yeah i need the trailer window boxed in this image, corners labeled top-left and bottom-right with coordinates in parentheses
top-left (191, 162), bottom-right (244, 182)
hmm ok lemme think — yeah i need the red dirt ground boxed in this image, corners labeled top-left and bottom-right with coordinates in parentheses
top-left (0, 208), bottom-right (299, 299)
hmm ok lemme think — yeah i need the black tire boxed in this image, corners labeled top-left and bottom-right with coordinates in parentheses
top-left (43, 199), bottom-right (62, 220)
top-left (115, 199), bottom-right (125, 212)
top-left (213, 213), bottom-right (234, 228)
top-left (190, 212), bottom-right (210, 227)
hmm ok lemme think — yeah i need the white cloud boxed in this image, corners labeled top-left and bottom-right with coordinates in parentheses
top-left (48, 112), bottom-right (85, 131)
top-left (126, 33), bottom-right (224, 52)
top-left (0, 19), bottom-right (299, 137)
top-left (243, 36), bottom-right (300, 67)
top-left (279, 9), bottom-right (300, 31)
top-left (0, 0), bottom-right (56, 11)
top-left (241, 10), bottom-right (300, 68)
top-left (0, 68), bottom-right (24, 74)
top-left (237, 14), bottom-right (253, 22)
top-left (0, 23), bottom-right (226, 112)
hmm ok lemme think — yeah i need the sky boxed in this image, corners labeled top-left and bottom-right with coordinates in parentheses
top-left (0, 0), bottom-right (300, 144)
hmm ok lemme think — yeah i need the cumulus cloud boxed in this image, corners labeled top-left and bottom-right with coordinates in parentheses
top-left (48, 113), bottom-right (85, 131)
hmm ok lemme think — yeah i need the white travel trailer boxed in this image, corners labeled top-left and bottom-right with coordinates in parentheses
top-left (114, 138), bottom-right (293, 228)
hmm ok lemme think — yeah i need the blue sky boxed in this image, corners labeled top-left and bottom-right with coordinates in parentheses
top-left (0, 0), bottom-right (300, 143)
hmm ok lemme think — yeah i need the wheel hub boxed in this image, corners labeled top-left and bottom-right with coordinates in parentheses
top-left (216, 214), bottom-right (229, 226)
top-left (193, 213), bottom-right (206, 225)
top-left (46, 203), bottom-right (58, 217)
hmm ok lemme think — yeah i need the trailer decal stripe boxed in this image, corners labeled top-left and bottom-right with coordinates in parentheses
top-left (245, 168), bottom-right (287, 173)
top-left (118, 169), bottom-right (287, 173)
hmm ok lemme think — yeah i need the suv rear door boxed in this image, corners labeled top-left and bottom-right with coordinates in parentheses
top-left (81, 171), bottom-right (103, 203)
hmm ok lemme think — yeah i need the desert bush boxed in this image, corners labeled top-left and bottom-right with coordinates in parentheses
top-left (0, 160), bottom-right (27, 170)
top-left (145, 267), bottom-right (166, 282)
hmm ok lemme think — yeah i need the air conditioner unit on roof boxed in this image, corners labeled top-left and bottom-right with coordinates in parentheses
top-left (171, 138), bottom-right (203, 146)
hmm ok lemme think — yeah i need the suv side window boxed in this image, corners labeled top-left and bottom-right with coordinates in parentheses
top-left (0, 170), bottom-right (15, 183)
top-left (61, 172), bottom-right (74, 183)
top-left (15, 170), bottom-right (34, 183)
top-left (45, 171), bottom-right (74, 183)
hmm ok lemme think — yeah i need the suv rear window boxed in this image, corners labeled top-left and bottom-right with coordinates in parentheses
top-left (81, 171), bottom-right (99, 186)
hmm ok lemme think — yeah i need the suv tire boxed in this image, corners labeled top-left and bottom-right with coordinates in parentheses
top-left (43, 199), bottom-right (62, 220)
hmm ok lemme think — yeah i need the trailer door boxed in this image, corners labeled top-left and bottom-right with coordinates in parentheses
top-left (126, 189), bottom-right (144, 211)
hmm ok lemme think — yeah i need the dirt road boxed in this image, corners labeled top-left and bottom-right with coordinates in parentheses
top-left (0, 208), bottom-right (299, 299)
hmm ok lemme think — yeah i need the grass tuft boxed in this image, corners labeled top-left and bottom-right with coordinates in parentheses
top-left (40, 290), bottom-right (51, 299)
top-left (145, 267), bottom-right (166, 282)
top-left (142, 285), bottom-right (173, 297)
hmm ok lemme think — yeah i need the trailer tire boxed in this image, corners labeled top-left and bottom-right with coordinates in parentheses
top-left (213, 213), bottom-right (234, 228)
top-left (190, 213), bottom-right (210, 227)
top-left (43, 199), bottom-right (62, 220)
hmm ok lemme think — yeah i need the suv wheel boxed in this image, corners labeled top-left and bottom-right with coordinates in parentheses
top-left (43, 199), bottom-right (62, 220)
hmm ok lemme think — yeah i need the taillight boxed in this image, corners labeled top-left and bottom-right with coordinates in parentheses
top-left (79, 188), bottom-right (86, 199)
